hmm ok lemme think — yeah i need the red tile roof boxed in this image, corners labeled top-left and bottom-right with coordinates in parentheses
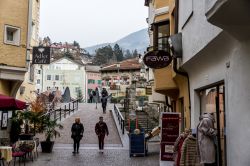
top-left (101, 58), bottom-right (141, 71)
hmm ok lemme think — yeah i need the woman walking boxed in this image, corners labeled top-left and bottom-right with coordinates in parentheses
top-left (71, 117), bottom-right (84, 154)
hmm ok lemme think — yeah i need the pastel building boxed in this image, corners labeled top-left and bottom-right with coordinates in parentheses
top-left (85, 65), bottom-right (101, 101)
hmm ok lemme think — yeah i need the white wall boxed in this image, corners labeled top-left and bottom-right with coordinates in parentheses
top-left (182, 31), bottom-right (250, 166)
top-left (179, 0), bottom-right (222, 64)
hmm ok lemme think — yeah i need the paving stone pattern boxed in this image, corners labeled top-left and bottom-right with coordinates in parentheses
top-left (26, 143), bottom-right (160, 166)
top-left (27, 103), bottom-right (174, 166)
top-left (36, 103), bottom-right (121, 145)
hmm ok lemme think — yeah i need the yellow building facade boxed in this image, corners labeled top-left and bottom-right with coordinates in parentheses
top-left (0, 0), bottom-right (31, 97)
top-left (16, 0), bottom-right (40, 102)
top-left (145, 0), bottom-right (190, 131)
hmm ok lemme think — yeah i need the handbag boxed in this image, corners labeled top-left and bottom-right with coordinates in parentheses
top-left (71, 131), bottom-right (76, 138)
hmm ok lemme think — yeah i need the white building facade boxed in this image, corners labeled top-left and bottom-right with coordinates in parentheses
top-left (178, 0), bottom-right (250, 165)
top-left (39, 57), bottom-right (86, 100)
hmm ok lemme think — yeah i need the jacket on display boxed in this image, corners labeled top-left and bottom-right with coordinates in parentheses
top-left (180, 135), bottom-right (201, 166)
top-left (173, 133), bottom-right (188, 166)
top-left (197, 113), bottom-right (217, 164)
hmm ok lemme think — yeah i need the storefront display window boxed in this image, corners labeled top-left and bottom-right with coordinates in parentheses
top-left (199, 84), bottom-right (226, 166)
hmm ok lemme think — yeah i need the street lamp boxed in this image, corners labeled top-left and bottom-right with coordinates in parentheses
top-left (116, 63), bottom-right (120, 103)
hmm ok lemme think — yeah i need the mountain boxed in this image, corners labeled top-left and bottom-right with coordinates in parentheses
top-left (84, 28), bottom-right (149, 55)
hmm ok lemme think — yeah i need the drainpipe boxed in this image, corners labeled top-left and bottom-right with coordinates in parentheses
top-left (26, 0), bottom-right (33, 68)
top-left (173, 57), bottom-right (191, 127)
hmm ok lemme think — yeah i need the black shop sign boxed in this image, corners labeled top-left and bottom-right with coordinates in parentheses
top-left (32, 47), bottom-right (51, 64)
top-left (143, 50), bottom-right (172, 69)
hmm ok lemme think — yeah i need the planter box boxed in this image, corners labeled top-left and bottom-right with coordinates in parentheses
top-left (41, 141), bottom-right (54, 153)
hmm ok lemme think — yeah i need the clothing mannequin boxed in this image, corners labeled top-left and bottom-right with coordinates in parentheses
top-left (197, 113), bottom-right (217, 166)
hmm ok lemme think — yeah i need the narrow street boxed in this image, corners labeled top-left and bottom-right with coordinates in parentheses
top-left (30, 103), bottom-right (161, 166)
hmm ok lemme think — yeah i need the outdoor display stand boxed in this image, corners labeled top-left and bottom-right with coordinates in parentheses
top-left (129, 129), bottom-right (147, 157)
top-left (160, 112), bottom-right (180, 161)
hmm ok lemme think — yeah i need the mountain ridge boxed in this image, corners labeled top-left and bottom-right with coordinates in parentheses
top-left (84, 28), bottom-right (149, 55)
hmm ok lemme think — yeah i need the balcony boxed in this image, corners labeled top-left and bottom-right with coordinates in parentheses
top-left (206, 0), bottom-right (250, 40)
top-left (153, 65), bottom-right (179, 99)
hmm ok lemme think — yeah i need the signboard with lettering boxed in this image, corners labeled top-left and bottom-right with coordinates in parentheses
top-left (146, 86), bottom-right (152, 95)
top-left (143, 50), bottom-right (172, 69)
top-left (160, 112), bottom-right (180, 161)
top-left (32, 47), bottom-right (51, 64)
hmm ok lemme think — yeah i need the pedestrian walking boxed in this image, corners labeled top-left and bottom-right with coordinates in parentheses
top-left (93, 87), bottom-right (98, 109)
top-left (71, 117), bottom-right (84, 154)
top-left (101, 88), bottom-right (108, 97)
top-left (89, 90), bottom-right (93, 103)
top-left (95, 116), bottom-right (109, 153)
top-left (101, 94), bottom-right (108, 113)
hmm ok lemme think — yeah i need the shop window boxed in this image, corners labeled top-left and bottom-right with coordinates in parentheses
top-left (153, 21), bottom-right (170, 51)
top-left (199, 84), bottom-right (226, 166)
top-left (98, 80), bottom-right (102, 85)
top-left (4, 25), bottom-right (21, 46)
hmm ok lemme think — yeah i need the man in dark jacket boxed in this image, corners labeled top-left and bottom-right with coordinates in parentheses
top-left (101, 95), bottom-right (108, 113)
top-left (71, 117), bottom-right (84, 154)
top-left (95, 116), bottom-right (109, 153)
top-left (101, 88), bottom-right (108, 97)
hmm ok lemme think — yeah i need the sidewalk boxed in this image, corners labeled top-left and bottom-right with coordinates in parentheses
top-left (29, 103), bottom-right (173, 166)
top-left (36, 103), bottom-right (121, 146)
top-left (26, 146), bottom-right (160, 166)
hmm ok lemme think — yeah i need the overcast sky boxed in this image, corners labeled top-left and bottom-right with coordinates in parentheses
top-left (40, 0), bottom-right (148, 48)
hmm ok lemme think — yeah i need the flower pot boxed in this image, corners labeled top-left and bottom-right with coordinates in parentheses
top-left (41, 141), bottom-right (54, 153)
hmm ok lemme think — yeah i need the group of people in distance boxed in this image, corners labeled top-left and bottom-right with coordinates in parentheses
top-left (71, 88), bottom-right (110, 154)
top-left (89, 87), bottom-right (111, 113)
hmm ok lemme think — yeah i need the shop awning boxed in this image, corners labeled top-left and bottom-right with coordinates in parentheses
top-left (0, 94), bottom-right (28, 110)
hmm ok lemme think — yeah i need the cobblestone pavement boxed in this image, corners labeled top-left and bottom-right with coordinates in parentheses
top-left (25, 143), bottom-right (160, 166)
top-left (27, 103), bottom-right (174, 166)
top-left (37, 103), bottom-right (121, 145)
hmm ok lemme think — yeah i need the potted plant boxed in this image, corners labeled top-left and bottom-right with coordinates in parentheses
top-left (40, 116), bottom-right (63, 153)
top-left (17, 97), bottom-right (46, 140)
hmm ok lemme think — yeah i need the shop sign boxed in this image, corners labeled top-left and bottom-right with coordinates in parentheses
top-left (146, 86), bottom-right (152, 95)
top-left (161, 112), bottom-right (180, 161)
top-left (32, 47), bottom-right (51, 64)
top-left (143, 50), bottom-right (172, 69)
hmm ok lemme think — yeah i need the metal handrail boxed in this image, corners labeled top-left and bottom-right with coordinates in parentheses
top-left (41, 99), bottom-right (79, 121)
top-left (114, 104), bottom-right (125, 134)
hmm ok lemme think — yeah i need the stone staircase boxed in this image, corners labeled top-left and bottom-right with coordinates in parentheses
top-left (120, 108), bottom-right (159, 133)
top-left (136, 111), bottom-right (159, 133)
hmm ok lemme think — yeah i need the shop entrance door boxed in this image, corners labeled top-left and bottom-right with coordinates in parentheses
top-left (199, 83), bottom-right (226, 166)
